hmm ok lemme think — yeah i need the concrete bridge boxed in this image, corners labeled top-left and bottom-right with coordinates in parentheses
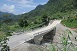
top-left (7, 20), bottom-right (61, 49)
top-left (33, 27), bottom-right (56, 45)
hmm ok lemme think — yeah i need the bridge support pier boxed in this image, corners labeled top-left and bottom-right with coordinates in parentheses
top-left (34, 28), bottom-right (56, 45)
top-left (34, 35), bottom-right (43, 45)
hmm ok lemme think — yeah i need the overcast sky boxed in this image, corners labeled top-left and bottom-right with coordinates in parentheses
top-left (0, 0), bottom-right (48, 15)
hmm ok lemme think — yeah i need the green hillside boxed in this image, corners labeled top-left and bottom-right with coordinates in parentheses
top-left (18, 0), bottom-right (77, 29)
top-left (0, 0), bottom-right (77, 37)
top-left (20, 0), bottom-right (77, 18)
top-left (62, 17), bottom-right (77, 28)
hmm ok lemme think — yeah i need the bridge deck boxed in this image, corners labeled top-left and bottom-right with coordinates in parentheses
top-left (7, 20), bottom-right (61, 49)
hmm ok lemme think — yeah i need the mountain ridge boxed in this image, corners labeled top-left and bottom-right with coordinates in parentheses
top-left (20, 0), bottom-right (77, 18)
top-left (0, 11), bottom-right (15, 20)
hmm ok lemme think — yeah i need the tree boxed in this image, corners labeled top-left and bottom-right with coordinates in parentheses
top-left (0, 36), bottom-right (10, 51)
top-left (24, 19), bottom-right (28, 27)
top-left (3, 14), bottom-right (11, 18)
top-left (2, 14), bottom-right (12, 24)
top-left (19, 19), bottom-right (24, 27)
top-left (3, 18), bottom-right (12, 24)
top-left (42, 15), bottom-right (50, 25)
top-left (19, 19), bottom-right (28, 27)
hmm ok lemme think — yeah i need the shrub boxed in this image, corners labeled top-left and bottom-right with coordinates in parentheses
top-left (6, 32), bottom-right (12, 36)
top-left (0, 36), bottom-right (10, 51)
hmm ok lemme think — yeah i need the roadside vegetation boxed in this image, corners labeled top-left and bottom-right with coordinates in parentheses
top-left (74, 30), bottom-right (77, 33)
top-left (62, 17), bottom-right (77, 28)
top-left (59, 10), bottom-right (77, 32)
top-left (0, 36), bottom-right (10, 51)
top-left (0, 14), bottom-right (50, 38)
top-left (0, 31), bottom-right (5, 40)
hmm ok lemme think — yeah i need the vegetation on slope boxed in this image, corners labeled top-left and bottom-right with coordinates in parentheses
top-left (0, 31), bottom-right (5, 39)
top-left (62, 18), bottom-right (77, 28)
top-left (61, 9), bottom-right (77, 33)
top-left (18, 0), bottom-right (77, 29)
top-left (0, 0), bottom-right (77, 37)
top-left (20, 0), bottom-right (77, 18)
top-left (0, 0), bottom-right (77, 38)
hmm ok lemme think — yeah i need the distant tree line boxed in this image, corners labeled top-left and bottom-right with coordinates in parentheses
top-left (18, 14), bottom-right (50, 28)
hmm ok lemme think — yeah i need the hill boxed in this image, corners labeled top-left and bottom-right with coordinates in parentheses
top-left (20, 0), bottom-right (77, 18)
top-left (0, 11), bottom-right (14, 16)
top-left (0, 11), bottom-right (15, 20)
top-left (0, 0), bottom-right (77, 34)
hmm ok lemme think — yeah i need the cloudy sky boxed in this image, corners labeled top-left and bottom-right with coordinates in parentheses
top-left (0, 0), bottom-right (48, 15)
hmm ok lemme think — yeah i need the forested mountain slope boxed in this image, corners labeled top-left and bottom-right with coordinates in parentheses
top-left (20, 0), bottom-right (77, 18)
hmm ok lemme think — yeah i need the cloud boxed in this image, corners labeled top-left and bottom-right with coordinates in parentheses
top-left (22, 12), bottom-right (26, 14)
top-left (8, 0), bottom-right (36, 8)
top-left (0, 0), bottom-right (48, 14)
top-left (0, 4), bottom-right (15, 13)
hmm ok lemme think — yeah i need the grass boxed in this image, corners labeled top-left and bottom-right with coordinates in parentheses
top-left (0, 31), bottom-right (5, 39)
top-left (74, 30), bottom-right (77, 33)
top-left (62, 18), bottom-right (77, 28)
